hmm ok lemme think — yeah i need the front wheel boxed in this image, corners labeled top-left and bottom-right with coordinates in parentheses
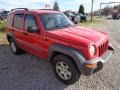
top-left (52, 54), bottom-right (81, 85)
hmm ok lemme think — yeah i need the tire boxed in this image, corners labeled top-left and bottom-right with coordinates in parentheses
top-left (9, 39), bottom-right (22, 55)
top-left (74, 21), bottom-right (78, 24)
top-left (52, 54), bottom-right (81, 85)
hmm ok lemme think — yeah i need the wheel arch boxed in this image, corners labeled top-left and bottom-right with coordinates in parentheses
top-left (48, 44), bottom-right (87, 72)
top-left (6, 32), bottom-right (16, 42)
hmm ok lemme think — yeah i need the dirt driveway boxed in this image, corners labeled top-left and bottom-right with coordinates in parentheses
top-left (0, 19), bottom-right (120, 90)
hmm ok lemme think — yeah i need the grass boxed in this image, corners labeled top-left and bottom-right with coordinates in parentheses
top-left (0, 20), bottom-right (8, 45)
top-left (0, 20), bottom-right (5, 33)
top-left (78, 17), bottom-right (104, 27)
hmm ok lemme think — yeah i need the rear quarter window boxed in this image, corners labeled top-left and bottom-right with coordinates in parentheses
top-left (6, 13), bottom-right (14, 27)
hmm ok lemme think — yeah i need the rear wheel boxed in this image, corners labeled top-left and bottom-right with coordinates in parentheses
top-left (9, 39), bottom-right (22, 54)
top-left (52, 54), bottom-right (81, 85)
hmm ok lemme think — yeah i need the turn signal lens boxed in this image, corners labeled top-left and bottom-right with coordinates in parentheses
top-left (85, 64), bottom-right (97, 68)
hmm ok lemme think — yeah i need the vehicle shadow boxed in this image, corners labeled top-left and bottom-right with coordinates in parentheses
top-left (0, 44), bottom-right (68, 90)
top-left (0, 44), bottom-right (9, 49)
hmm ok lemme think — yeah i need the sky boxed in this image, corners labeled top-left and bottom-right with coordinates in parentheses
top-left (0, 0), bottom-right (120, 12)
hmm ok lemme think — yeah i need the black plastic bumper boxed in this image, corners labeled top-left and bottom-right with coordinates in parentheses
top-left (82, 46), bottom-right (114, 76)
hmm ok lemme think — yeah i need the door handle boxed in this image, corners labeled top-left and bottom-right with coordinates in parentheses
top-left (23, 32), bottom-right (28, 35)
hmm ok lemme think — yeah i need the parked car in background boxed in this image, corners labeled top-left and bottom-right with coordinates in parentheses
top-left (63, 11), bottom-right (80, 24)
top-left (112, 10), bottom-right (120, 19)
top-left (0, 11), bottom-right (9, 20)
top-left (0, 16), bottom-right (2, 20)
top-left (74, 13), bottom-right (87, 21)
top-left (107, 15), bottom-right (113, 19)
top-left (118, 13), bottom-right (120, 19)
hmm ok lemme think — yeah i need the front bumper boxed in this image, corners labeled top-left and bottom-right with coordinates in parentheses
top-left (82, 46), bottom-right (114, 76)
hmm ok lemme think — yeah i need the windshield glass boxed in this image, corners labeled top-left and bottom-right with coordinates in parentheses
top-left (40, 13), bottom-right (74, 30)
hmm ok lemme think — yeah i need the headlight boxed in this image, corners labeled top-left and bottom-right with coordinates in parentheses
top-left (89, 45), bottom-right (95, 56)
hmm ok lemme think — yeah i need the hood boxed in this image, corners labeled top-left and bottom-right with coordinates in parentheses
top-left (46, 26), bottom-right (108, 46)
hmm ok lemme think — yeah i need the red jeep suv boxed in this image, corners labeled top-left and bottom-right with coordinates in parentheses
top-left (5, 8), bottom-right (114, 85)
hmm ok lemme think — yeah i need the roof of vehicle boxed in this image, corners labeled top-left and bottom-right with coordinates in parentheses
top-left (31, 9), bottom-right (60, 13)
top-left (10, 8), bottom-right (60, 14)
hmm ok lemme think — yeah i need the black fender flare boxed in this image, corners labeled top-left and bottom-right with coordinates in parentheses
top-left (6, 32), bottom-right (16, 42)
top-left (48, 44), bottom-right (87, 72)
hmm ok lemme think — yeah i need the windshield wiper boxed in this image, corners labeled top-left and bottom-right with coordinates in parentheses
top-left (62, 24), bottom-right (73, 28)
top-left (47, 25), bottom-right (60, 30)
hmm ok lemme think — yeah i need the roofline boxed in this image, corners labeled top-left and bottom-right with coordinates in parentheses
top-left (9, 8), bottom-right (60, 15)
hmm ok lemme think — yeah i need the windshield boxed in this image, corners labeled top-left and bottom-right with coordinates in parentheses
top-left (40, 13), bottom-right (74, 30)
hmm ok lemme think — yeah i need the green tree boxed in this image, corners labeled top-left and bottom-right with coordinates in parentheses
top-left (53, 1), bottom-right (60, 11)
top-left (78, 5), bottom-right (85, 15)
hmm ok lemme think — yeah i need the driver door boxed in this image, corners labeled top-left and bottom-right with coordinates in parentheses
top-left (22, 14), bottom-right (47, 59)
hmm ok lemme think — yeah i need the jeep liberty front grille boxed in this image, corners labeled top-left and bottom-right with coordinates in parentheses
top-left (98, 40), bottom-right (108, 56)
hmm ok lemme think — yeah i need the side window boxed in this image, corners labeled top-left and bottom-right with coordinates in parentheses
top-left (7, 13), bottom-right (14, 27)
top-left (13, 14), bottom-right (23, 29)
top-left (24, 14), bottom-right (38, 31)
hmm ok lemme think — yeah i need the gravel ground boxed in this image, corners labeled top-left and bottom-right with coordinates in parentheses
top-left (0, 19), bottom-right (120, 90)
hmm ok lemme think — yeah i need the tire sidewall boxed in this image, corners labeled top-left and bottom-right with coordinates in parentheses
top-left (9, 39), bottom-right (20, 54)
top-left (52, 54), bottom-right (80, 85)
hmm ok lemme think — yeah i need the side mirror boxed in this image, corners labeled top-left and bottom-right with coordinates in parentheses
top-left (26, 26), bottom-right (38, 33)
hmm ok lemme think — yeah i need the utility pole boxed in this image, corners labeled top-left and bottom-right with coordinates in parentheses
top-left (91, 0), bottom-right (94, 21)
top-left (99, 3), bottom-right (102, 17)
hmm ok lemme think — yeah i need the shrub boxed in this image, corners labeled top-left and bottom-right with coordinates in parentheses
top-left (0, 20), bottom-right (5, 32)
